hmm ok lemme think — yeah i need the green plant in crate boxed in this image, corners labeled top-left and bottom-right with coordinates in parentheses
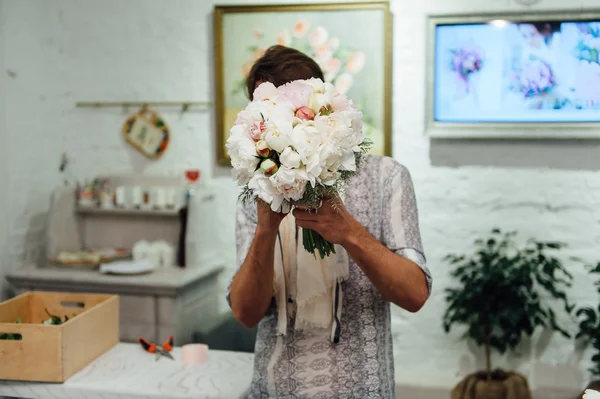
top-left (443, 228), bottom-right (575, 399)
top-left (576, 262), bottom-right (600, 392)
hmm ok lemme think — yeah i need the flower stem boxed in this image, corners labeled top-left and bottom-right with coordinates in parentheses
top-left (303, 229), bottom-right (336, 259)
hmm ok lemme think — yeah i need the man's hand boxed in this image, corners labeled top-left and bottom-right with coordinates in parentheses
top-left (257, 199), bottom-right (288, 233)
top-left (294, 195), bottom-right (429, 313)
top-left (292, 196), bottom-right (362, 246)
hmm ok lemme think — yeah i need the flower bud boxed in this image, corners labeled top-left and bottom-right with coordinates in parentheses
top-left (295, 106), bottom-right (316, 121)
top-left (255, 140), bottom-right (271, 158)
top-left (260, 159), bottom-right (279, 176)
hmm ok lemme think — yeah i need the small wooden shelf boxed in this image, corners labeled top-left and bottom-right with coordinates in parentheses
top-left (76, 207), bottom-right (180, 217)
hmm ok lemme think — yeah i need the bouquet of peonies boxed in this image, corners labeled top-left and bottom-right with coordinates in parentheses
top-left (511, 58), bottom-right (556, 98)
top-left (227, 78), bottom-right (371, 258)
top-left (450, 46), bottom-right (484, 81)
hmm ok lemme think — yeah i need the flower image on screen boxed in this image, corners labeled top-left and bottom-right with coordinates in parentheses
top-left (433, 19), bottom-right (600, 123)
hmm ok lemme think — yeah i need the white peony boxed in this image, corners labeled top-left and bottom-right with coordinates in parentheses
top-left (339, 150), bottom-right (357, 172)
top-left (331, 90), bottom-right (350, 111)
top-left (252, 82), bottom-right (278, 101)
top-left (264, 125), bottom-right (291, 153)
top-left (248, 173), bottom-right (286, 212)
top-left (234, 99), bottom-right (274, 126)
top-left (309, 91), bottom-right (333, 115)
top-left (279, 146), bottom-right (302, 169)
top-left (227, 124), bottom-right (260, 185)
top-left (319, 169), bottom-right (341, 186)
top-left (315, 110), bottom-right (364, 152)
top-left (277, 80), bottom-right (313, 109)
top-left (270, 166), bottom-right (309, 201)
top-left (304, 77), bottom-right (327, 93)
top-left (319, 143), bottom-right (343, 170)
top-left (290, 122), bottom-right (323, 161)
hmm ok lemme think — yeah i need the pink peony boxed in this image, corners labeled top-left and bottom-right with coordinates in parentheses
top-left (325, 58), bottom-right (341, 76)
top-left (277, 80), bottom-right (313, 109)
top-left (315, 44), bottom-right (332, 63)
top-left (276, 29), bottom-right (291, 46)
top-left (345, 52), bottom-right (365, 74)
top-left (295, 106), bottom-right (316, 120)
top-left (253, 82), bottom-right (278, 101)
top-left (328, 37), bottom-right (340, 50)
top-left (293, 20), bottom-right (310, 38)
top-left (334, 73), bottom-right (354, 94)
top-left (309, 27), bottom-right (328, 47)
top-left (249, 120), bottom-right (267, 141)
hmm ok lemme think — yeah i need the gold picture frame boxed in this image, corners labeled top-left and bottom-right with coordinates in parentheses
top-left (213, 2), bottom-right (393, 166)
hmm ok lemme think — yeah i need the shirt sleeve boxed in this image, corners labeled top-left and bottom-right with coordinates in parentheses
top-left (381, 162), bottom-right (432, 296)
top-left (225, 199), bottom-right (258, 308)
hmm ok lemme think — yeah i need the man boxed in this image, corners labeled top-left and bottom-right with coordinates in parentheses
top-left (227, 45), bottom-right (432, 398)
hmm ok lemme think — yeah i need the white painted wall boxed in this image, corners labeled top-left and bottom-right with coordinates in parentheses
top-left (2, 0), bottom-right (599, 391)
top-left (0, 0), bottom-right (8, 300)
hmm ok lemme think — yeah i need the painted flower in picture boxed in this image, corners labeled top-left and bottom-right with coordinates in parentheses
top-left (232, 20), bottom-right (375, 139)
top-left (233, 21), bottom-right (366, 97)
top-left (449, 45), bottom-right (484, 94)
top-left (573, 24), bottom-right (600, 65)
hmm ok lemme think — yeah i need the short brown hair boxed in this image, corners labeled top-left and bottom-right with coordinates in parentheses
top-left (246, 45), bottom-right (324, 100)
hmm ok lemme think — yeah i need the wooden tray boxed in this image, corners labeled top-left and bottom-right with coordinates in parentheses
top-left (0, 291), bottom-right (119, 382)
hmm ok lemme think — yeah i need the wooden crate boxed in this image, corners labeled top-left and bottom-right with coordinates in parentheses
top-left (0, 291), bottom-right (119, 382)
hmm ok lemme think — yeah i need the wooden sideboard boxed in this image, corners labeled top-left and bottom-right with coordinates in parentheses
top-left (4, 177), bottom-right (232, 346)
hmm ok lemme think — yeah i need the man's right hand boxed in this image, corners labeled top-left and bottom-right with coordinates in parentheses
top-left (256, 199), bottom-right (288, 234)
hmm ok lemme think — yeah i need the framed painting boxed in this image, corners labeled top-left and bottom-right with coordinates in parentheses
top-left (213, 2), bottom-right (393, 165)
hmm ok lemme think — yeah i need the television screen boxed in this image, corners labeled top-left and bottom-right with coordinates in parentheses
top-left (433, 19), bottom-right (600, 123)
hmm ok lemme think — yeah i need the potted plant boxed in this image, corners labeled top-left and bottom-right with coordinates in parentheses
top-left (443, 228), bottom-right (575, 399)
top-left (576, 262), bottom-right (600, 396)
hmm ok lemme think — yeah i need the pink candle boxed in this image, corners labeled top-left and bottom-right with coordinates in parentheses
top-left (181, 344), bottom-right (208, 365)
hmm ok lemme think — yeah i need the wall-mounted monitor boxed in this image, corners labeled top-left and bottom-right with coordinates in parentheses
top-left (426, 12), bottom-right (600, 138)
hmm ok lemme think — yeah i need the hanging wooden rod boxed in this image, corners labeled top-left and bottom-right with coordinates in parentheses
top-left (75, 101), bottom-right (212, 112)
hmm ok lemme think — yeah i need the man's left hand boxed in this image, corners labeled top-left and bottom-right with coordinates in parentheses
top-left (292, 197), bottom-right (362, 246)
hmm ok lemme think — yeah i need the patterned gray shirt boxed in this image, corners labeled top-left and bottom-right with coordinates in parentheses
top-left (227, 155), bottom-right (432, 398)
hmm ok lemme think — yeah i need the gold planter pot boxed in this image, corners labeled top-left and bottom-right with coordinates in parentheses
top-left (452, 369), bottom-right (532, 399)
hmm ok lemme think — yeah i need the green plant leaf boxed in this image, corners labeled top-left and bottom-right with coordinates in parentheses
top-left (441, 228), bottom-right (577, 372)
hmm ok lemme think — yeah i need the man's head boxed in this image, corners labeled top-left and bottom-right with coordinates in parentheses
top-left (246, 45), bottom-right (324, 100)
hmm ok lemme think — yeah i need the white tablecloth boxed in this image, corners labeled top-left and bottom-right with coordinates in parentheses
top-left (0, 343), bottom-right (253, 399)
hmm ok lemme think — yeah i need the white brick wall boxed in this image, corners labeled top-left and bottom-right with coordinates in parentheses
top-left (0, 0), bottom-right (7, 299)
top-left (1, 0), bottom-right (599, 391)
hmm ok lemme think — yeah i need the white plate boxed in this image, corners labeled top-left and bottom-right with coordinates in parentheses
top-left (99, 260), bottom-right (156, 275)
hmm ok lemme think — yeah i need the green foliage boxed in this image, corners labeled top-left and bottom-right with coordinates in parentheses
top-left (575, 262), bottom-right (600, 376)
top-left (443, 228), bottom-right (575, 373)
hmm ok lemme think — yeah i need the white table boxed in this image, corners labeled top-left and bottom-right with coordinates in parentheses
top-left (0, 343), bottom-right (254, 399)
